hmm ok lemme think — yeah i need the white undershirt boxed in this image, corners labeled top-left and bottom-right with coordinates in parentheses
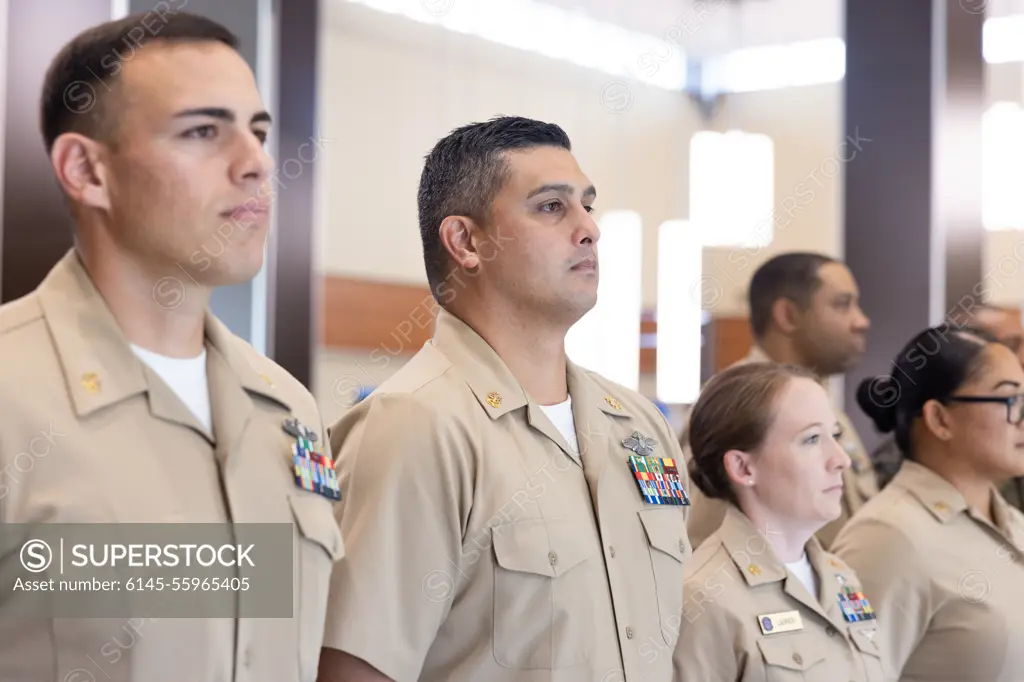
top-left (785, 552), bottom-right (819, 600)
top-left (131, 344), bottom-right (213, 434)
top-left (538, 397), bottom-right (580, 455)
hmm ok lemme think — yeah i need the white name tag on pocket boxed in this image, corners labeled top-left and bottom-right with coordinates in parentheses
top-left (757, 610), bottom-right (803, 635)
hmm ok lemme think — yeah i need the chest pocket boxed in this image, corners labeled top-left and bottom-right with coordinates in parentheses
top-left (290, 493), bottom-right (344, 682)
top-left (757, 636), bottom-right (827, 681)
top-left (638, 508), bottom-right (689, 645)
top-left (848, 624), bottom-right (886, 681)
top-left (491, 518), bottom-right (594, 669)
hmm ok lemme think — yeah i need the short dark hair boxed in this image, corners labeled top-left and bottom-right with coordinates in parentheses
top-left (857, 324), bottom-right (997, 459)
top-left (417, 115), bottom-right (572, 302)
top-left (40, 10), bottom-right (238, 153)
top-left (687, 362), bottom-right (819, 505)
top-left (748, 252), bottom-right (837, 338)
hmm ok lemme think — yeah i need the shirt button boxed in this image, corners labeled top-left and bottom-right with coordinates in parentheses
top-left (678, 539), bottom-right (686, 553)
top-left (625, 626), bottom-right (634, 639)
top-left (609, 546), bottom-right (616, 557)
top-left (826, 625), bottom-right (838, 637)
top-left (243, 647), bottom-right (253, 667)
top-left (548, 551), bottom-right (558, 566)
top-left (793, 653), bottom-right (803, 665)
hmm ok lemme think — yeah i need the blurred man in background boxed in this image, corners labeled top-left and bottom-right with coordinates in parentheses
top-left (870, 302), bottom-right (1024, 509)
top-left (683, 252), bottom-right (875, 549)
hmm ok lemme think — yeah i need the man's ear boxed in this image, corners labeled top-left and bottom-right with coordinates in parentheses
top-left (771, 297), bottom-right (802, 336)
top-left (439, 216), bottom-right (482, 271)
top-left (50, 133), bottom-right (111, 212)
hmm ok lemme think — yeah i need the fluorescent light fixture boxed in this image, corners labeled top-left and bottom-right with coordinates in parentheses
top-left (338, 0), bottom-right (687, 90)
top-left (656, 220), bottom-right (703, 404)
top-left (690, 130), bottom-right (774, 248)
top-left (984, 15), bottom-right (1024, 64)
top-left (565, 210), bottom-right (643, 390)
top-left (702, 38), bottom-right (845, 95)
top-left (982, 102), bottom-right (1024, 231)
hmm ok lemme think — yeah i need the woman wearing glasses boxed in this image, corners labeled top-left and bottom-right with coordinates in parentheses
top-left (832, 323), bottom-right (1024, 682)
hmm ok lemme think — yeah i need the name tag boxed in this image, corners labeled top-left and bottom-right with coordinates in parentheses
top-left (757, 610), bottom-right (803, 635)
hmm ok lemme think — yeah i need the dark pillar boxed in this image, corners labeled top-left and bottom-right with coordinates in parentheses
top-left (844, 1), bottom-right (985, 449)
top-left (268, 0), bottom-right (319, 389)
top-left (1, 0), bottom-right (110, 304)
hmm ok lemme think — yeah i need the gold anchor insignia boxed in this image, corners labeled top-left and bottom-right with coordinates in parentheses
top-left (747, 564), bottom-right (762, 576)
top-left (260, 373), bottom-right (274, 387)
top-left (81, 372), bottom-right (101, 395)
top-left (933, 501), bottom-right (949, 513)
top-left (604, 395), bottom-right (622, 410)
top-left (486, 391), bottom-right (502, 408)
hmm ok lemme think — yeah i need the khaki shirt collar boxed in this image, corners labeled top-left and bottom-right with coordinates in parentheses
top-left (991, 492), bottom-right (1024, 548)
top-left (898, 460), bottom-right (1024, 547)
top-left (37, 249), bottom-right (288, 418)
top-left (718, 503), bottom-right (789, 586)
top-left (430, 307), bottom-right (632, 420)
top-left (717, 504), bottom-right (859, 625)
top-left (744, 345), bottom-right (831, 391)
top-left (896, 460), bottom-right (971, 523)
top-left (743, 345), bottom-right (773, 366)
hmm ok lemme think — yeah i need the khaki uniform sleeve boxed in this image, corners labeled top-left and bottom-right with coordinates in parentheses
top-left (831, 520), bottom-right (930, 680)
top-left (674, 590), bottom-right (744, 681)
top-left (322, 394), bottom-right (469, 682)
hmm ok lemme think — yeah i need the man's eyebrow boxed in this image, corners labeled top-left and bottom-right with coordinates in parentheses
top-left (526, 183), bottom-right (597, 200)
top-left (173, 108), bottom-right (272, 125)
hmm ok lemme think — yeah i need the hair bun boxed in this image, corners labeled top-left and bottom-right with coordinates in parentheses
top-left (856, 375), bottom-right (900, 433)
top-left (687, 455), bottom-right (731, 501)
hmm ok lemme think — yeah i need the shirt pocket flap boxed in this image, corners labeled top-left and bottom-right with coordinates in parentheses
top-left (289, 493), bottom-right (344, 561)
top-left (492, 518), bottom-right (589, 578)
top-left (848, 624), bottom-right (883, 658)
top-left (757, 637), bottom-right (826, 671)
top-left (638, 508), bottom-right (688, 563)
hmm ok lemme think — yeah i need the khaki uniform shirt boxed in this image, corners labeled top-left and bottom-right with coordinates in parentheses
top-left (674, 505), bottom-right (887, 682)
top-left (831, 461), bottom-right (1024, 681)
top-left (682, 347), bottom-right (879, 550)
top-left (322, 308), bottom-right (691, 682)
top-left (0, 251), bottom-right (344, 682)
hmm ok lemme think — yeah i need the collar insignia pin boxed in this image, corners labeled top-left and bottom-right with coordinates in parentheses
top-left (81, 372), bottom-right (101, 395)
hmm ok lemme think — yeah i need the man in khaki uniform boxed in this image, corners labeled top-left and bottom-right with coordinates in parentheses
top-left (832, 461), bottom-right (1024, 681)
top-left (683, 253), bottom-right (876, 549)
top-left (317, 117), bottom-right (690, 682)
top-left (0, 13), bottom-right (342, 682)
top-left (676, 506), bottom-right (886, 681)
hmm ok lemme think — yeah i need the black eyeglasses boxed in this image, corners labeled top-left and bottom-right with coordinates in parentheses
top-left (946, 394), bottom-right (1024, 425)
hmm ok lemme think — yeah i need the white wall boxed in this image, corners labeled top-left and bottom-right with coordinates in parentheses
top-left (313, 5), bottom-right (1024, 413)
top-left (315, 3), bottom-right (850, 313)
top-left (317, 1), bottom-right (700, 308)
top-left (701, 83), bottom-right (843, 315)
